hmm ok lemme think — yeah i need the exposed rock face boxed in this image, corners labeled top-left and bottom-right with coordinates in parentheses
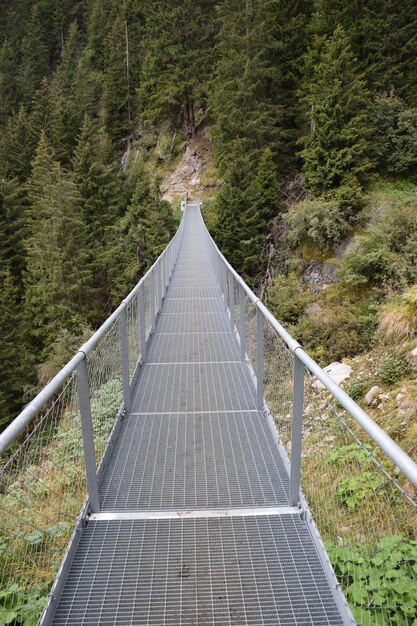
top-left (410, 346), bottom-right (417, 368)
top-left (314, 361), bottom-right (352, 389)
top-left (365, 385), bottom-right (381, 405)
top-left (302, 262), bottom-right (337, 294)
top-left (162, 126), bottom-right (220, 201)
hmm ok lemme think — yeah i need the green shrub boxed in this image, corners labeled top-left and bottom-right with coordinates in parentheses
top-left (284, 198), bottom-right (350, 249)
top-left (376, 353), bottom-right (410, 386)
top-left (327, 443), bottom-right (373, 467)
top-left (345, 378), bottom-right (371, 401)
top-left (328, 536), bottom-right (417, 626)
top-left (201, 197), bottom-right (218, 232)
top-left (332, 174), bottom-right (365, 215)
top-left (338, 194), bottom-right (417, 288)
top-left (294, 286), bottom-right (376, 363)
top-left (372, 92), bottom-right (417, 175)
top-left (0, 583), bottom-right (48, 626)
top-left (336, 471), bottom-right (386, 510)
top-left (266, 273), bottom-right (309, 325)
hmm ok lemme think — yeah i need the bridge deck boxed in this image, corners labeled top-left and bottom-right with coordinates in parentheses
top-left (50, 205), bottom-right (346, 625)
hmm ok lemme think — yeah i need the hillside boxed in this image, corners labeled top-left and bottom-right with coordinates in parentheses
top-left (2, 2), bottom-right (417, 625)
top-left (1, 0), bottom-right (417, 443)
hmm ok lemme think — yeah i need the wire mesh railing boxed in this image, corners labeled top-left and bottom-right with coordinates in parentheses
top-left (202, 200), bottom-right (417, 626)
top-left (0, 375), bottom-right (85, 626)
top-left (0, 209), bottom-right (185, 626)
top-left (302, 374), bottom-right (417, 626)
top-left (2, 198), bottom-right (417, 626)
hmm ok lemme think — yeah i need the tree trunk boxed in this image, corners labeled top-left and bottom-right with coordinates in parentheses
top-left (183, 100), bottom-right (195, 138)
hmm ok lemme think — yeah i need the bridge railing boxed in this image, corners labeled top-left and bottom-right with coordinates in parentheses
top-left (201, 202), bottom-right (417, 626)
top-left (0, 211), bottom-right (185, 625)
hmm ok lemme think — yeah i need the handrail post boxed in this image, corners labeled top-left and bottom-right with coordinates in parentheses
top-left (150, 268), bottom-right (156, 333)
top-left (239, 284), bottom-right (246, 361)
top-left (219, 257), bottom-right (223, 291)
top-left (256, 305), bottom-right (264, 410)
top-left (162, 252), bottom-right (167, 300)
top-left (290, 352), bottom-right (305, 505)
top-left (229, 273), bottom-right (235, 332)
top-left (222, 265), bottom-right (228, 312)
top-left (119, 307), bottom-right (131, 413)
top-left (156, 260), bottom-right (161, 314)
top-left (76, 359), bottom-right (100, 514)
top-left (138, 286), bottom-right (146, 364)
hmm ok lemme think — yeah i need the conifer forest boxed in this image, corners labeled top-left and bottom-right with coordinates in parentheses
top-left (2, 2), bottom-right (417, 626)
top-left (1, 0), bottom-right (417, 431)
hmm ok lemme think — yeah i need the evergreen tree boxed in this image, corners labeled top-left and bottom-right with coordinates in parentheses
top-left (18, 4), bottom-right (50, 104)
top-left (313, 0), bottom-right (417, 106)
top-left (300, 26), bottom-right (372, 207)
top-left (275, 0), bottom-right (313, 171)
top-left (210, 0), bottom-right (285, 173)
top-left (25, 132), bottom-right (93, 349)
top-left (0, 269), bottom-right (29, 427)
top-left (0, 40), bottom-right (20, 124)
top-left (72, 115), bottom-right (122, 317)
top-left (0, 106), bottom-right (36, 181)
top-left (49, 20), bottom-right (81, 162)
top-left (86, 0), bottom-right (115, 69)
top-left (0, 177), bottom-right (27, 280)
top-left (213, 154), bottom-right (252, 270)
top-left (241, 149), bottom-right (281, 280)
top-left (372, 92), bottom-right (417, 175)
top-left (103, 12), bottom-right (131, 142)
top-left (139, 0), bottom-right (216, 137)
top-left (30, 78), bottom-right (53, 146)
top-left (109, 169), bottom-right (174, 300)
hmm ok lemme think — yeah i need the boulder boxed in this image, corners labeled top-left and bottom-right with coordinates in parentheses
top-left (314, 362), bottom-right (352, 390)
top-left (410, 346), bottom-right (417, 368)
top-left (302, 262), bottom-right (337, 295)
top-left (365, 385), bottom-right (381, 405)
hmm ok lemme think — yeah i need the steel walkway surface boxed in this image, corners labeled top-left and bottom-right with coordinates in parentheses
top-left (50, 205), bottom-right (346, 625)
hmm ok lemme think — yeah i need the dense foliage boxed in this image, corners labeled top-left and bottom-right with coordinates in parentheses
top-left (2, 0), bottom-right (417, 423)
top-left (0, 0), bottom-right (179, 427)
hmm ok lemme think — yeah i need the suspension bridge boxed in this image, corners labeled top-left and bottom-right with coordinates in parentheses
top-left (1, 201), bottom-right (417, 625)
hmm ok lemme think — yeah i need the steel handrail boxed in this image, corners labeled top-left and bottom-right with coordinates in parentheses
top-left (0, 211), bottom-right (186, 456)
top-left (198, 201), bottom-right (417, 488)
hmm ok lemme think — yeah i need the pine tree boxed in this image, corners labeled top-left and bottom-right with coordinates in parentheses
top-left (0, 106), bottom-right (36, 181)
top-left (49, 20), bottom-right (81, 163)
top-left (25, 132), bottom-right (93, 349)
top-left (210, 0), bottom-right (285, 173)
top-left (241, 149), bottom-right (281, 280)
top-left (86, 0), bottom-right (115, 69)
top-left (274, 0), bottom-right (313, 172)
top-left (372, 92), bottom-right (417, 175)
top-left (0, 40), bottom-right (20, 124)
top-left (103, 12), bottom-right (131, 142)
top-left (139, 0), bottom-right (216, 137)
top-left (30, 78), bottom-right (53, 146)
top-left (0, 269), bottom-right (29, 426)
top-left (213, 154), bottom-right (252, 270)
top-left (300, 26), bottom-right (372, 206)
top-left (0, 177), bottom-right (27, 280)
top-left (109, 169), bottom-right (174, 300)
top-left (18, 4), bottom-right (50, 104)
top-left (313, 0), bottom-right (417, 106)
top-left (72, 115), bottom-right (122, 317)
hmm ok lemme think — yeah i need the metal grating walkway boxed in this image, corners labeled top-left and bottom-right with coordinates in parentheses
top-left (50, 204), bottom-right (347, 625)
